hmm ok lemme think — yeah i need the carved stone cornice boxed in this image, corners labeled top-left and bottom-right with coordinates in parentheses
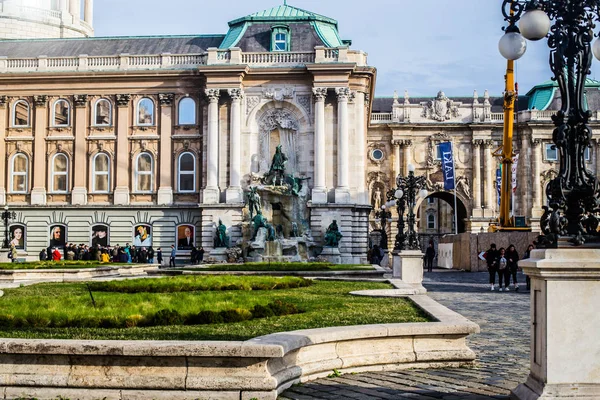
top-left (312, 87), bottom-right (328, 101)
top-left (472, 139), bottom-right (484, 147)
top-left (33, 95), bottom-right (48, 108)
top-left (227, 88), bottom-right (244, 101)
top-left (205, 89), bottom-right (221, 103)
top-left (158, 93), bottom-right (175, 106)
top-left (484, 140), bottom-right (495, 149)
top-left (73, 94), bottom-right (88, 108)
top-left (0, 96), bottom-right (7, 108)
top-left (116, 94), bottom-right (132, 108)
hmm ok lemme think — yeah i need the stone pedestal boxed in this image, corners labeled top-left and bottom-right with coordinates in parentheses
top-left (209, 248), bottom-right (228, 263)
top-left (203, 187), bottom-right (220, 204)
top-left (381, 249), bottom-right (390, 269)
top-left (0, 250), bottom-right (9, 263)
top-left (311, 188), bottom-right (328, 204)
top-left (30, 187), bottom-right (47, 205)
top-left (225, 187), bottom-right (243, 203)
top-left (157, 187), bottom-right (173, 205)
top-left (320, 247), bottom-right (341, 264)
top-left (113, 187), bottom-right (130, 205)
top-left (71, 187), bottom-right (88, 205)
top-left (392, 250), bottom-right (426, 293)
top-left (512, 249), bottom-right (600, 400)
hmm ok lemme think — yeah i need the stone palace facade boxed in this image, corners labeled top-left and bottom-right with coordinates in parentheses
top-left (1, 1), bottom-right (598, 259)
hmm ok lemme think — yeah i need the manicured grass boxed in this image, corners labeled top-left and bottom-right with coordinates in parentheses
top-left (0, 261), bottom-right (112, 270)
top-left (0, 278), bottom-right (429, 341)
top-left (191, 262), bottom-right (374, 272)
top-left (87, 275), bottom-right (311, 293)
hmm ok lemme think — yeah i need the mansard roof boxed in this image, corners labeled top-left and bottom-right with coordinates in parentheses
top-left (220, 3), bottom-right (346, 50)
top-left (526, 77), bottom-right (600, 111)
top-left (0, 35), bottom-right (224, 58)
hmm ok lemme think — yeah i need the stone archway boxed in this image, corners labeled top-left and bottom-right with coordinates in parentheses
top-left (257, 107), bottom-right (300, 174)
top-left (418, 192), bottom-right (468, 234)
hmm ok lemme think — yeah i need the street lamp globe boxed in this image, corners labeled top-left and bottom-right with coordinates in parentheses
top-left (519, 9), bottom-right (551, 41)
top-left (407, 164), bottom-right (415, 173)
top-left (419, 188), bottom-right (429, 199)
top-left (395, 189), bottom-right (404, 199)
top-left (3, 206), bottom-right (7, 211)
top-left (499, 31), bottom-right (527, 60)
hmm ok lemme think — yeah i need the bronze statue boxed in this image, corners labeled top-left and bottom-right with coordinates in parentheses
top-left (262, 145), bottom-right (288, 186)
top-left (214, 219), bottom-right (229, 248)
top-left (324, 220), bottom-right (343, 247)
top-left (251, 211), bottom-right (276, 242)
top-left (285, 173), bottom-right (311, 196)
top-left (247, 186), bottom-right (261, 219)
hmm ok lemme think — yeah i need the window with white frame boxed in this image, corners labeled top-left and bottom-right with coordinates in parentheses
top-left (12, 100), bottom-right (30, 127)
top-left (585, 146), bottom-right (591, 162)
top-left (271, 26), bottom-right (290, 52)
top-left (92, 153), bottom-right (110, 193)
top-left (53, 99), bottom-right (70, 126)
top-left (274, 33), bottom-right (287, 51)
top-left (545, 143), bottom-right (558, 161)
top-left (10, 153), bottom-right (28, 193)
top-left (178, 152), bottom-right (196, 192)
top-left (427, 214), bottom-right (436, 229)
top-left (94, 98), bottom-right (112, 126)
top-left (51, 153), bottom-right (68, 193)
top-left (135, 152), bottom-right (153, 192)
top-left (137, 98), bottom-right (154, 126)
top-left (178, 98), bottom-right (196, 125)
top-left (435, 144), bottom-right (443, 160)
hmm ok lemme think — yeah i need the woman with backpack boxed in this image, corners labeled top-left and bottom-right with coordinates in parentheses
top-left (496, 247), bottom-right (508, 291)
top-left (485, 243), bottom-right (499, 291)
top-left (505, 244), bottom-right (520, 291)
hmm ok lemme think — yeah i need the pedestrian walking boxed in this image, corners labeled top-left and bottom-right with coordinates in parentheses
top-left (485, 243), bottom-right (499, 291)
top-left (39, 248), bottom-right (47, 261)
top-left (198, 246), bottom-right (205, 264)
top-left (505, 244), bottom-right (520, 291)
top-left (147, 246), bottom-right (155, 263)
top-left (425, 243), bottom-right (435, 272)
top-left (156, 247), bottom-right (163, 267)
top-left (169, 244), bottom-right (176, 268)
top-left (497, 247), bottom-right (508, 291)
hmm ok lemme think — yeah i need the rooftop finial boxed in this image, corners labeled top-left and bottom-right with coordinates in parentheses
top-left (284, 0), bottom-right (287, 4)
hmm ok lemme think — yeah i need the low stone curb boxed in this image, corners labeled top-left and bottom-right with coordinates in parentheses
top-left (0, 264), bottom-right (159, 283)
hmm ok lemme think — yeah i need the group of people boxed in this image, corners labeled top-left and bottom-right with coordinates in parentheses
top-left (38, 243), bottom-right (164, 264)
top-left (484, 242), bottom-right (535, 291)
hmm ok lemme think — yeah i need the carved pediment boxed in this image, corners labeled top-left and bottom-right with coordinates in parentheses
top-left (421, 91), bottom-right (460, 121)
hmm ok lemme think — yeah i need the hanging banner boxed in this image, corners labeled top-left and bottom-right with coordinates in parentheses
top-left (496, 167), bottom-right (502, 206)
top-left (511, 154), bottom-right (519, 193)
top-left (439, 142), bottom-right (455, 190)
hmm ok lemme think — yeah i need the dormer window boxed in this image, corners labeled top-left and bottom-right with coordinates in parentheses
top-left (271, 25), bottom-right (290, 52)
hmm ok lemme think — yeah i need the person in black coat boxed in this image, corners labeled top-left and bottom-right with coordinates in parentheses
top-left (425, 243), bottom-right (436, 272)
top-left (485, 243), bottom-right (500, 291)
top-left (505, 244), bottom-right (520, 291)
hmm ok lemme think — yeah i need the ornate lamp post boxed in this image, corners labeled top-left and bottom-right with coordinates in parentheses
top-left (2, 206), bottom-right (16, 249)
top-left (499, 0), bottom-right (600, 246)
top-left (390, 164), bottom-right (428, 251)
top-left (375, 205), bottom-right (392, 249)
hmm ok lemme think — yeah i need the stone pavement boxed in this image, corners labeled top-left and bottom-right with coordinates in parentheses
top-left (280, 269), bottom-right (530, 400)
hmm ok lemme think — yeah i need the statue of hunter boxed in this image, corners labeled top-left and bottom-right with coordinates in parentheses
top-left (263, 145), bottom-right (288, 186)
top-left (247, 186), bottom-right (261, 220)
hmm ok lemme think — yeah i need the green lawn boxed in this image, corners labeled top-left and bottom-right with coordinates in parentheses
top-left (0, 261), bottom-right (118, 270)
top-left (189, 262), bottom-right (374, 272)
top-left (0, 277), bottom-right (429, 341)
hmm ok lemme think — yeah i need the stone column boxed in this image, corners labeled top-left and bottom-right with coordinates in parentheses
top-left (226, 88), bottom-right (243, 203)
top-left (31, 95), bottom-right (48, 205)
top-left (312, 87), bottom-right (328, 204)
top-left (59, 0), bottom-right (68, 11)
top-left (520, 133), bottom-right (531, 217)
top-left (203, 89), bottom-right (220, 204)
top-left (71, 94), bottom-right (88, 205)
top-left (472, 140), bottom-right (482, 212)
top-left (0, 97), bottom-right (7, 205)
top-left (114, 94), bottom-right (131, 205)
top-left (157, 94), bottom-right (174, 205)
top-left (403, 140), bottom-right (412, 176)
top-left (532, 138), bottom-right (543, 213)
top-left (355, 91), bottom-right (367, 204)
top-left (483, 140), bottom-right (495, 213)
top-left (335, 87), bottom-right (350, 203)
top-left (83, 0), bottom-right (93, 25)
top-left (392, 140), bottom-right (401, 180)
top-left (69, 0), bottom-right (79, 19)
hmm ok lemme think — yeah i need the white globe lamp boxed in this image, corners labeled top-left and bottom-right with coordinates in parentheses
top-left (499, 31), bottom-right (527, 60)
top-left (395, 189), bottom-right (404, 199)
top-left (519, 9), bottom-right (551, 41)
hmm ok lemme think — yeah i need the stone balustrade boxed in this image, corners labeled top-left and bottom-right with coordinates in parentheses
top-left (0, 46), bottom-right (366, 74)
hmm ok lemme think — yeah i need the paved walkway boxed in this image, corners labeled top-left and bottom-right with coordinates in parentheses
top-left (280, 270), bottom-right (530, 400)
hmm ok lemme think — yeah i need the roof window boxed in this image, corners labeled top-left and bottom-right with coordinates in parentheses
top-left (271, 25), bottom-right (290, 52)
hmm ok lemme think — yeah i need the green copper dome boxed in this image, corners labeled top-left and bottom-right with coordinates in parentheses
top-left (526, 77), bottom-right (600, 110)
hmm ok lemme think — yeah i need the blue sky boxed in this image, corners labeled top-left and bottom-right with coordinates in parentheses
top-left (95, 0), bottom-right (600, 97)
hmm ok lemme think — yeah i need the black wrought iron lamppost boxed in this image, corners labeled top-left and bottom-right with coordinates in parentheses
top-left (2, 206), bottom-right (16, 249)
top-left (389, 164), bottom-right (428, 251)
top-left (500, 0), bottom-right (600, 246)
top-left (375, 205), bottom-right (392, 249)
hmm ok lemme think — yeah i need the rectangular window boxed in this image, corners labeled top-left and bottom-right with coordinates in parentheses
top-left (435, 144), bottom-right (443, 160)
top-left (585, 146), bottom-right (591, 161)
top-left (274, 33), bottom-right (287, 51)
top-left (545, 144), bottom-right (558, 161)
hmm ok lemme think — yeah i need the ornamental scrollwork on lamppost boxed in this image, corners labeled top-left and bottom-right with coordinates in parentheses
top-left (500, 0), bottom-right (600, 246)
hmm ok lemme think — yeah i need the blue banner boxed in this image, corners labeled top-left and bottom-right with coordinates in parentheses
top-left (439, 142), bottom-right (455, 190)
top-left (496, 167), bottom-right (502, 206)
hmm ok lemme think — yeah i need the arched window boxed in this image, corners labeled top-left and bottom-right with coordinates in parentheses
top-left (92, 153), bottom-right (110, 193)
top-left (53, 99), bottom-right (70, 126)
top-left (135, 152), bottom-right (153, 192)
top-left (12, 100), bottom-right (30, 127)
top-left (178, 152), bottom-right (196, 193)
top-left (51, 153), bottom-right (68, 193)
top-left (427, 214), bottom-right (436, 230)
top-left (271, 26), bottom-right (290, 51)
top-left (94, 98), bottom-right (112, 126)
top-left (137, 98), bottom-right (154, 126)
top-left (10, 153), bottom-right (28, 193)
top-left (178, 97), bottom-right (196, 125)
